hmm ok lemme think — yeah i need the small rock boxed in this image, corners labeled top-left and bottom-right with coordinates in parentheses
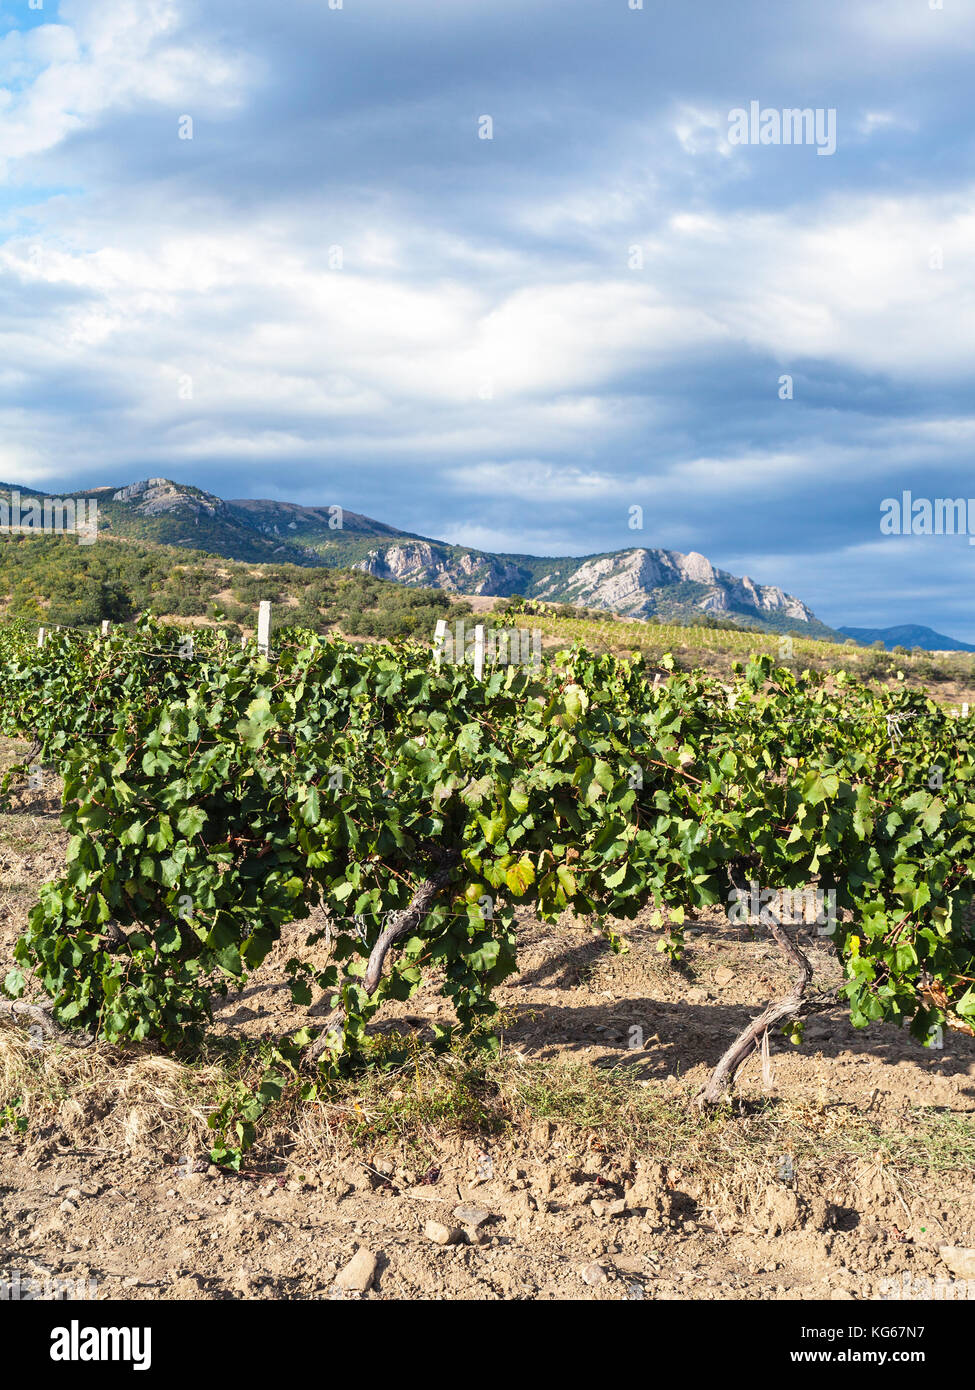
top-left (714, 967), bottom-right (734, 987)
top-left (581, 1262), bottom-right (609, 1286)
top-left (333, 1248), bottom-right (378, 1293)
top-left (58, 1199), bottom-right (78, 1215)
top-left (939, 1247), bottom-right (975, 1279)
top-left (425, 1220), bottom-right (462, 1246)
top-left (606, 1199), bottom-right (627, 1218)
top-left (452, 1204), bottom-right (491, 1229)
top-left (474, 1153), bottom-right (494, 1182)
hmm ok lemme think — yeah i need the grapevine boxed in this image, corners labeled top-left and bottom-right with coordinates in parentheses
top-left (1, 616), bottom-right (973, 1153)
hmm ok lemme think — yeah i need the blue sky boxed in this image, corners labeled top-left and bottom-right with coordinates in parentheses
top-left (2, 0), bottom-right (975, 635)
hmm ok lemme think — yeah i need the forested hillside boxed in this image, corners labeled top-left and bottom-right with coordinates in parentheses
top-left (0, 534), bottom-right (472, 640)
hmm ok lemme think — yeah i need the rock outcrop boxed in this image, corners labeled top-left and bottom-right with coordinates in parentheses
top-left (43, 476), bottom-right (828, 633)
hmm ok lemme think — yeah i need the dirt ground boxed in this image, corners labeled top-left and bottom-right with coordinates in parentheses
top-left (1, 739), bottom-right (973, 1302)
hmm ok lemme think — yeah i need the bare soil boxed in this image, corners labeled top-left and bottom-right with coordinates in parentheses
top-left (1, 740), bottom-right (973, 1302)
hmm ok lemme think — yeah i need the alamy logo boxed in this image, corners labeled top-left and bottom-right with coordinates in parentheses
top-left (50, 1321), bottom-right (151, 1371)
top-left (436, 621), bottom-right (541, 668)
top-left (879, 1270), bottom-right (974, 1301)
top-left (881, 492), bottom-right (975, 542)
top-left (728, 882), bottom-right (837, 936)
top-left (728, 102), bottom-right (837, 156)
top-left (0, 492), bottom-right (98, 545)
top-left (1, 1268), bottom-right (97, 1300)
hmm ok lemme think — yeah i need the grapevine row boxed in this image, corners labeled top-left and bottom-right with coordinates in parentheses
top-left (0, 615), bottom-right (973, 1124)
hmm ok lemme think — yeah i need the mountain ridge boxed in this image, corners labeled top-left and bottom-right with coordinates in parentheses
top-left (2, 475), bottom-right (840, 638)
top-left (839, 624), bottom-right (975, 654)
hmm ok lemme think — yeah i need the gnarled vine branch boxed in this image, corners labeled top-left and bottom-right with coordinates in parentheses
top-left (695, 864), bottom-right (814, 1109)
top-left (304, 854), bottom-right (458, 1065)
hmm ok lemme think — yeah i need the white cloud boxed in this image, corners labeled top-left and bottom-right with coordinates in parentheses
top-left (672, 105), bottom-right (733, 158)
top-left (0, 0), bottom-right (256, 172)
top-left (849, 0), bottom-right (975, 49)
top-left (1, 0), bottom-right (974, 638)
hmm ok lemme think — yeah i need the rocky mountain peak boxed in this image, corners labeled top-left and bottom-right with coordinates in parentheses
top-left (112, 479), bottom-right (223, 517)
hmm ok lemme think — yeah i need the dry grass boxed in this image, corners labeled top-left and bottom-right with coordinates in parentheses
top-left (0, 1024), bottom-right (227, 1157)
top-left (2, 1018), bottom-right (972, 1198)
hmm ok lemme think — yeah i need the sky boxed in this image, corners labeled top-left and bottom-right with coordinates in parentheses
top-left (1, 0), bottom-right (975, 636)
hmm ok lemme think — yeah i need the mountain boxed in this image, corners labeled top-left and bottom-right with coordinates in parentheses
top-left (839, 624), bottom-right (975, 653)
top-left (0, 476), bottom-right (842, 638)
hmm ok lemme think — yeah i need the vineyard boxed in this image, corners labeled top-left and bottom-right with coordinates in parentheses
top-left (1, 614), bottom-right (974, 1175)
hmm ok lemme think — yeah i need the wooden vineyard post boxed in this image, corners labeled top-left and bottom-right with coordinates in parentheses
top-left (257, 601), bottom-right (272, 658)
top-left (433, 618), bottom-right (448, 669)
top-left (473, 624), bottom-right (485, 680)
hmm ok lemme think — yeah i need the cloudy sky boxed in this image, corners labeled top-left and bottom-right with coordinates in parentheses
top-left (2, 0), bottom-right (975, 635)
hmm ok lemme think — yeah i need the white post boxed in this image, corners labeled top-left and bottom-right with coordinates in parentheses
top-left (433, 618), bottom-right (448, 669)
top-left (101, 620), bottom-right (111, 637)
top-left (473, 624), bottom-right (485, 680)
top-left (240, 635), bottom-right (247, 650)
top-left (531, 628), bottom-right (541, 669)
top-left (257, 601), bottom-right (271, 657)
top-left (37, 627), bottom-right (46, 649)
